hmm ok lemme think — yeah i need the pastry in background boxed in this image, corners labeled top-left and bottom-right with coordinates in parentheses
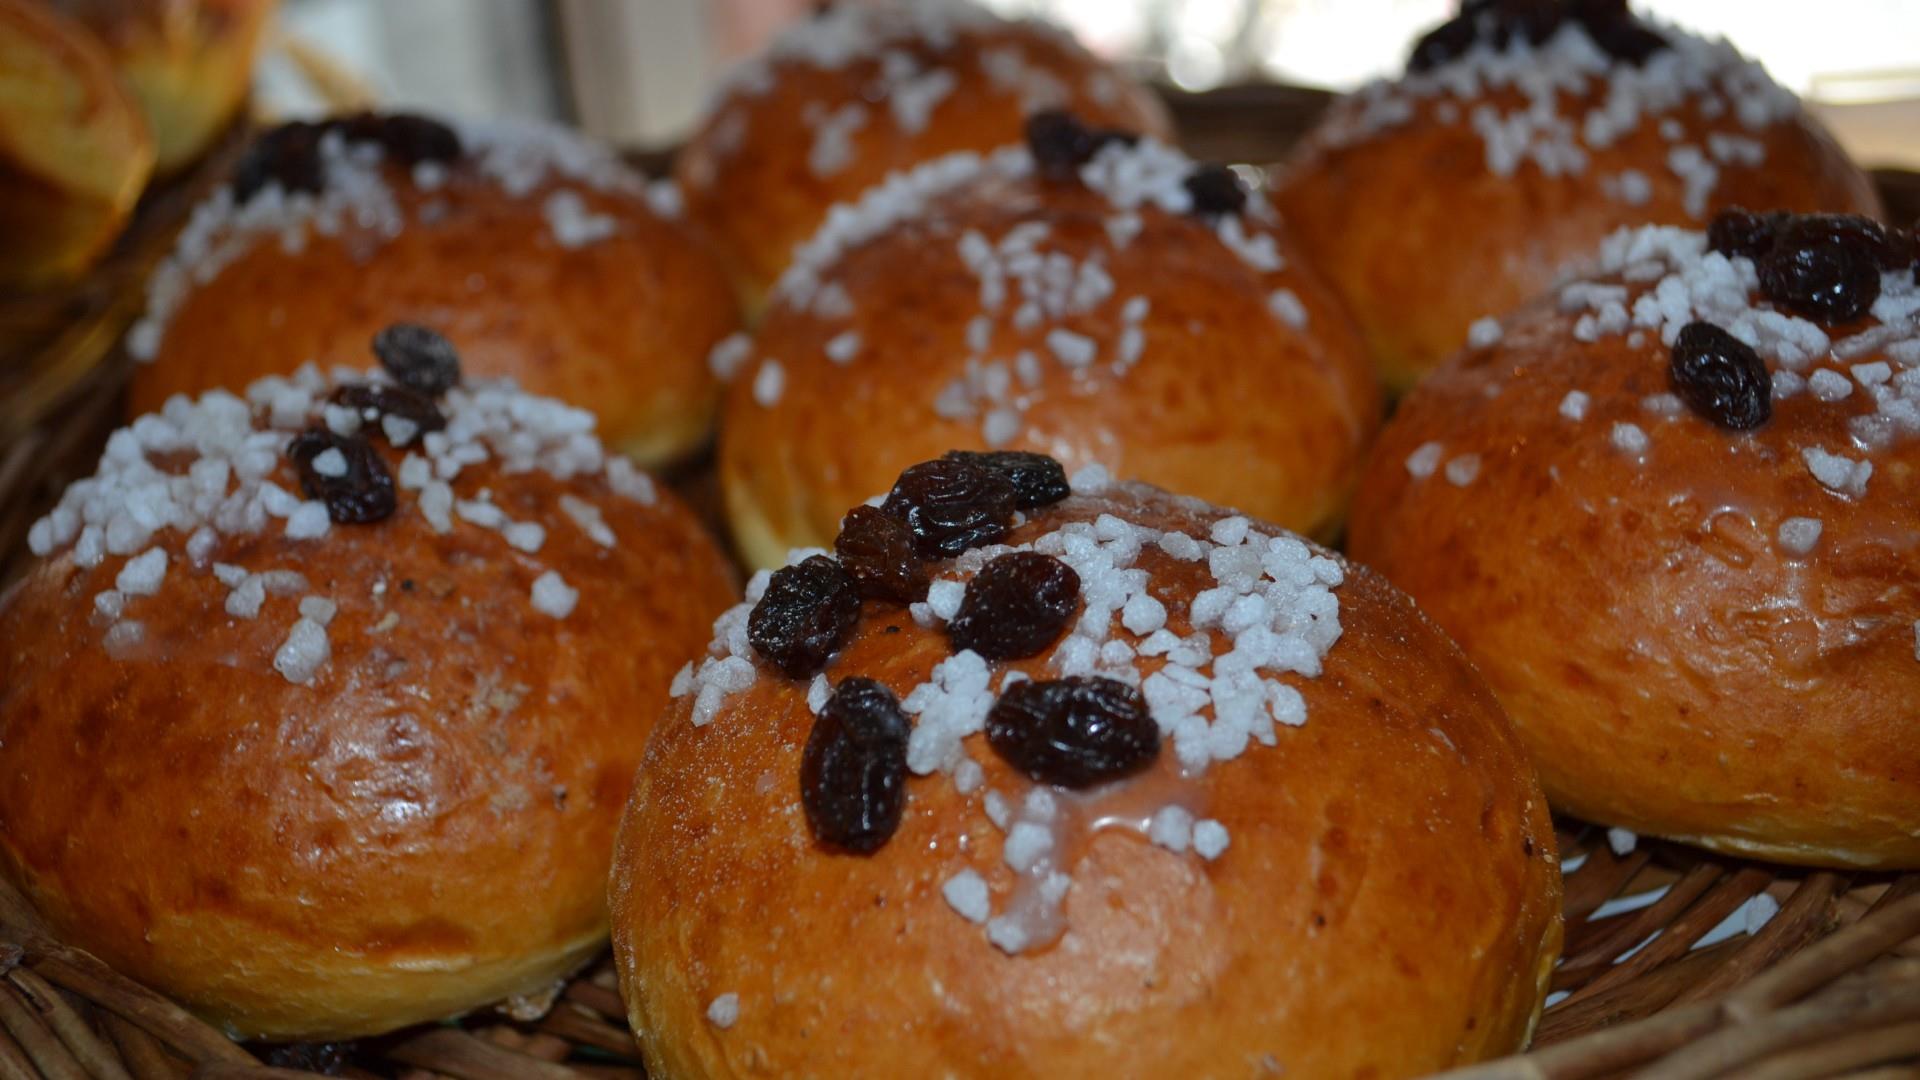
top-left (0, 0), bottom-right (154, 290)
top-left (1273, 0), bottom-right (1880, 393)
top-left (4, 329), bottom-right (737, 1039)
top-left (1351, 210), bottom-right (1920, 868)
top-left (126, 112), bottom-right (738, 466)
top-left (718, 112), bottom-right (1379, 570)
top-left (677, 0), bottom-right (1172, 309)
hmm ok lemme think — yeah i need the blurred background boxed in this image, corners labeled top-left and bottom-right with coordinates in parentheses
top-left (259, 0), bottom-right (1920, 167)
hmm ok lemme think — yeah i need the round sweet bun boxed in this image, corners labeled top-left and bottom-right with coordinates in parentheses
top-left (125, 113), bottom-right (738, 468)
top-left (1350, 216), bottom-right (1920, 868)
top-left (717, 127), bottom-right (1379, 571)
top-left (1272, 3), bottom-right (1881, 394)
top-left (612, 463), bottom-right (1561, 1077)
top-left (50, 0), bottom-right (276, 173)
top-left (0, 0), bottom-right (154, 290)
top-left (1, 355), bottom-right (737, 1040)
top-left (676, 2), bottom-right (1172, 308)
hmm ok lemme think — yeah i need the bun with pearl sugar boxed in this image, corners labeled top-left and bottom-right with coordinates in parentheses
top-left (717, 111), bottom-right (1380, 571)
top-left (1273, 0), bottom-right (1880, 393)
top-left (1, 327), bottom-right (737, 1039)
top-left (612, 452), bottom-right (1561, 1077)
top-left (675, 0), bottom-right (1172, 307)
top-left (125, 111), bottom-right (738, 467)
top-left (1351, 211), bottom-right (1920, 868)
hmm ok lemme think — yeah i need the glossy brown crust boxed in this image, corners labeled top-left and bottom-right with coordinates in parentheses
top-left (0, 458), bottom-right (738, 1040)
top-left (718, 177), bottom-right (1380, 570)
top-left (1349, 290), bottom-right (1920, 868)
top-left (612, 485), bottom-right (1561, 1078)
top-left (127, 166), bottom-right (739, 467)
top-left (676, 22), bottom-right (1172, 309)
top-left (50, 0), bottom-right (276, 173)
top-left (1273, 89), bottom-right (1881, 393)
top-left (0, 0), bottom-right (154, 289)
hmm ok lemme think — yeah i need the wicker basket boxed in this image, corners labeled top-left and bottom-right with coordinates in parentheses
top-left (0, 86), bottom-right (1917, 1079)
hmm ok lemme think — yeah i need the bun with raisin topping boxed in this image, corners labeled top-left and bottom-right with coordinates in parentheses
top-left (612, 453), bottom-right (1560, 1077)
top-left (676, 1), bottom-right (1171, 307)
top-left (716, 114), bottom-right (1379, 570)
top-left (125, 111), bottom-right (737, 467)
top-left (1272, 1), bottom-right (1880, 393)
top-left (1351, 212), bottom-right (1920, 868)
top-left (1, 331), bottom-right (737, 1040)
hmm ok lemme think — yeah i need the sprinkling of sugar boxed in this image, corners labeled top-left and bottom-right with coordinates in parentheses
top-left (1445, 454), bottom-right (1482, 486)
top-left (93, 590), bottom-right (126, 620)
top-left (297, 596), bottom-right (338, 625)
top-left (1607, 827), bottom-right (1638, 856)
top-left (941, 869), bottom-right (991, 924)
top-left (1046, 328), bottom-right (1097, 368)
top-left (1405, 441), bottom-right (1444, 479)
top-left (953, 757), bottom-right (984, 793)
top-left (1192, 819), bottom-right (1230, 860)
top-left (1148, 805), bottom-right (1194, 852)
top-left (1559, 390), bottom-right (1590, 420)
top-left (503, 521), bottom-right (546, 553)
top-left (115, 547), bottom-right (168, 596)
top-left (531, 571), bottom-right (579, 619)
top-left (1776, 517), bottom-right (1822, 555)
top-left (1807, 368), bottom-right (1852, 401)
top-left (541, 189), bottom-right (618, 249)
top-left (103, 620), bottom-right (145, 658)
top-left (1801, 447), bottom-right (1871, 497)
top-left (705, 994), bottom-right (739, 1029)
top-left (285, 501), bottom-right (331, 540)
top-left (752, 359), bottom-right (785, 407)
top-left (1467, 316), bottom-right (1504, 349)
top-left (926, 579), bottom-right (965, 621)
top-left (273, 618), bottom-right (331, 684)
top-left (807, 674), bottom-right (831, 715)
top-left (824, 330), bottom-right (862, 364)
top-left (558, 494), bottom-right (615, 547)
top-left (1610, 422), bottom-right (1649, 457)
top-left (1267, 289), bottom-right (1308, 330)
top-left (1068, 463), bottom-right (1110, 495)
top-left (310, 447), bottom-right (348, 477)
top-left (708, 333), bottom-right (753, 380)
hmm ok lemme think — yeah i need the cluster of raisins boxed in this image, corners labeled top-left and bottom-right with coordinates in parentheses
top-left (290, 323), bottom-right (465, 525)
top-left (1709, 209), bottom-right (1915, 325)
top-left (1409, 0), bottom-right (1665, 72)
top-left (1668, 322), bottom-right (1770, 431)
top-left (767, 450), bottom-right (1159, 856)
top-left (1023, 109), bottom-right (1248, 221)
top-left (231, 112), bottom-right (463, 201)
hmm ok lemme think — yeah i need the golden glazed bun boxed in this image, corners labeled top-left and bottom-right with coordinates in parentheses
top-left (0, 0), bottom-right (154, 289)
top-left (613, 457), bottom-right (1561, 1077)
top-left (1, 341), bottom-right (737, 1040)
top-left (676, 2), bottom-right (1172, 307)
top-left (718, 119), bottom-right (1380, 571)
top-left (1350, 213), bottom-right (1920, 868)
top-left (1273, 3), bottom-right (1881, 393)
top-left (125, 113), bottom-right (738, 467)
top-left (51, 0), bottom-right (276, 173)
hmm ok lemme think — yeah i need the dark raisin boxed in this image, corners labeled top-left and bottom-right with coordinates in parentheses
top-left (287, 429), bottom-right (398, 524)
top-left (942, 450), bottom-right (1069, 509)
top-left (880, 458), bottom-right (1018, 559)
top-left (834, 505), bottom-right (929, 603)
top-left (1183, 164), bottom-right (1247, 220)
top-left (949, 553), bottom-right (1080, 660)
top-left (1706, 207), bottom-right (1787, 260)
top-left (371, 323), bottom-right (463, 396)
top-left (986, 676), bottom-right (1159, 789)
top-left (1757, 229), bottom-right (1881, 324)
top-left (748, 555), bottom-right (862, 678)
top-left (1582, 16), bottom-right (1666, 64)
top-left (264, 1044), bottom-right (353, 1076)
top-left (329, 383), bottom-right (447, 436)
top-left (359, 112), bottom-right (463, 166)
top-left (800, 678), bottom-right (910, 854)
top-left (1669, 321), bottom-right (1771, 431)
top-left (1408, 14), bottom-right (1479, 71)
top-left (1778, 214), bottom-right (1909, 271)
top-left (231, 121), bottom-right (327, 200)
top-left (1024, 110), bottom-right (1136, 181)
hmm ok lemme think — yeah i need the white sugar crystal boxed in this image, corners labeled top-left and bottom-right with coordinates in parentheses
top-left (273, 618), bottom-right (331, 684)
top-left (705, 993), bottom-right (739, 1029)
top-left (381, 415), bottom-right (419, 446)
top-left (115, 547), bottom-right (168, 596)
top-left (752, 359), bottom-right (785, 407)
top-left (1069, 463), bottom-right (1110, 495)
top-left (1467, 316), bottom-right (1504, 348)
top-left (1003, 822), bottom-right (1052, 873)
top-left (310, 448), bottom-right (348, 478)
top-left (542, 188), bottom-right (618, 248)
top-left (707, 333), bottom-right (753, 380)
top-left (1807, 368), bottom-right (1852, 401)
top-left (93, 590), bottom-right (126, 620)
top-left (982, 409), bottom-right (1021, 446)
top-left (1046, 328), bottom-right (1097, 368)
top-left (503, 521), bottom-right (546, 553)
top-left (1267, 288), bottom-right (1309, 329)
top-left (953, 757), bottom-right (984, 794)
top-left (1445, 454), bottom-right (1482, 486)
top-left (1192, 819), bottom-right (1230, 860)
top-left (1405, 441), bottom-right (1444, 479)
top-left (558, 494), bottom-right (616, 546)
top-left (1851, 360), bottom-right (1892, 387)
top-left (419, 482), bottom-right (454, 533)
top-left (807, 674), bottom-right (831, 715)
top-left (942, 869), bottom-right (991, 924)
top-left (1559, 390), bottom-right (1591, 420)
top-left (298, 596), bottom-right (337, 626)
top-left (825, 330), bottom-right (862, 364)
top-left (285, 501), bottom-right (331, 540)
top-left (926, 579), bottom-right (965, 621)
top-left (1801, 447), bottom-right (1871, 496)
top-left (103, 620), bottom-right (145, 658)
top-left (1776, 517), bottom-right (1822, 555)
top-left (225, 576), bottom-right (266, 619)
top-left (531, 570), bottom-right (579, 618)
top-left (1120, 592), bottom-right (1166, 635)
top-left (1610, 422), bottom-right (1650, 456)
top-left (1607, 827), bottom-right (1638, 856)
top-left (1148, 805), bottom-right (1194, 853)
